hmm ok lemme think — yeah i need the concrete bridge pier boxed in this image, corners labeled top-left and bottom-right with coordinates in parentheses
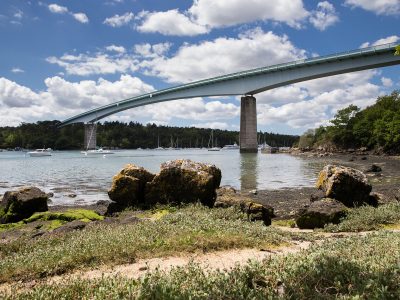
top-left (240, 95), bottom-right (258, 153)
top-left (84, 123), bottom-right (97, 150)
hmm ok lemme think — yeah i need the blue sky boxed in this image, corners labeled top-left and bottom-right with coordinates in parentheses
top-left (0, 0), bottom-right (399, 134)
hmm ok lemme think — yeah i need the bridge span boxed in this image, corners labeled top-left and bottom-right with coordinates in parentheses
top-left (61, 43), bottom-right (400, 152)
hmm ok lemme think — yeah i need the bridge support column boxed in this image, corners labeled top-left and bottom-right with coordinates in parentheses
top-left (84, 123), bottom-right (97, 150)
top-left (240, 96), bottom-right (258, 153)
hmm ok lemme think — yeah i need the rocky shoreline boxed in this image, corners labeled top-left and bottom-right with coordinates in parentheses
top-left (1, 153), bottom-right (399, 241)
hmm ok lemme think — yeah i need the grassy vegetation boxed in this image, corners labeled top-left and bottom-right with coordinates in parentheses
top-left (0, 209), bottom-right (104, 233)
top-left (4, 231), bottom-right (399, 299)
top-left (324, 203), bottom-right (400, 232)
top-left (0, 205), bottom-right (301, 283)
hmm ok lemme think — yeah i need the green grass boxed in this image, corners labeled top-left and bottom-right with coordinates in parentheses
top-left (324, 202), bottom-right (400, 232)
top-left (0, 205), bottom-right (298, 283)
top-left (4, 231), bottom-right (399, 299)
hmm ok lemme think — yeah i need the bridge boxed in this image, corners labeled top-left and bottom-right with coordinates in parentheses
top-left (61, 43), bottom-right (400, 152)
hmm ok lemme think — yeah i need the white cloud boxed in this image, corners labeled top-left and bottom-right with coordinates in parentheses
top-left (309, 1), bottom-right (339, 31)
top-left (14, 9), bottom-right (23, 19)
top-left (48, 4), bottom-right (68, 14)
top-left (189, 0), bottom-right (309, 29)
top-left (257, 71), bottom-right (381, 129)
top-left (140, 28), bottom-right (306, 83)
top-left (0, 77), bottom-right (39, 108)
top-left (48, 3), bottom-right (89, 23)
top-left (137, 10), bottom-right (209, 36)
top-left (11, 67), bottom-right (25, 73)
top-left (136, 0), bottom-right (309, 36)
top-left (134, 43), bottom-right (172, 58)
top-left (381, 77), bottom-right (393, 87)
top-left (0, 75), bottom-right (154, 126)
top-left (72, 13), bottom-right (89, 24)
top-left (127, 98), bottom-right (239, 124)
top-left (103, 12), bottom-right (134, 27)
top-left (345, 0), bottom-right (400, 15)
top-left (46, 52), bottom-right (139, 76)
top-left (360, 35), bottom-right (400, 48)
top-left (105, 45), bottom-right (126, 53)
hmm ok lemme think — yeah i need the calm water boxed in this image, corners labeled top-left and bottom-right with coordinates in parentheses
top-left (0, 149), bottom-right (321, 206)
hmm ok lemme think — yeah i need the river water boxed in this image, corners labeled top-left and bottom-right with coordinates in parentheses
top-left (0, 149), bottom-right (322, 206)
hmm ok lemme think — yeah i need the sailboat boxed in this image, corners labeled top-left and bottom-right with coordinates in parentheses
top-left (155, 135), bottom-right (164, 150)
top-left (208, 130), bottom-right (221, 151)
top-left (81, 124), bottom-right (114, 155)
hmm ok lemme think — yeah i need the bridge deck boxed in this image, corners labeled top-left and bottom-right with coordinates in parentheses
top-left (61, 43), bottom-right (400, 125)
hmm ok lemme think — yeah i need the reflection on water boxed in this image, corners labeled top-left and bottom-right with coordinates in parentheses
top-left (0, 150), bottom-right (320, 205)
top-left (240, 153), bottom-right (258, 191)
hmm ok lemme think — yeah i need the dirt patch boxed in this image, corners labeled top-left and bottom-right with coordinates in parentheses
top-left (0, 242), bottom-right (311, 294)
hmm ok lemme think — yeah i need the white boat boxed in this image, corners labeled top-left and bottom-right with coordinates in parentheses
top-left (28, 148), bottom-right (52, 157)
top-left (81, 148), bottom-right (114, 155)
top-left (222, 143), bottom-right (239, 150)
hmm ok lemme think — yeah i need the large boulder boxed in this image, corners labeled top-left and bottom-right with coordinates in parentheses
top-left (295, 198), bottom-right (347, 229)
top-left (145, 159), bottom-right (221, 207)
top-left (316, 165), bottom-right (372, 207)
top-left (0, 187), bottom-right (48, 223)
top-left (214, 186), bottom-right (274, 226)
top-left (108, 164), bottom-right (155, 208)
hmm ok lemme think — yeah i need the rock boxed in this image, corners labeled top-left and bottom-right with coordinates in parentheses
top-left (310, 189), bottom-right (325, 202)
top-left (0, 187), bottom-right (48, 223)
top-left (366, 164), bottom-right (382, 173)
top-left (145, 159), bottom-right (221, 207)
top-left (120, 164), bottom-right (156, 192)
top-left (295, 198), bottom-right (347, 229)
top-left (108, 164), bottom-right (156, 209)
top-left (361, 156), bottom-right (368, 160)
top-left (316, 165), bottom-right (372, 207)
top-left (108, 174), bottom-right (141, 206)
top-left (249, 189), bottom-right (258, 195)
top-left (214, 187), bottom-right (274, 226)
top-left (53, 220), bottom-right (86, 233)
top-left (368, 192), bottom-right (387, 207)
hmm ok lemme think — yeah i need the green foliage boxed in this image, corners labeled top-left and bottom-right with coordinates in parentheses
top-left (298, 129), bottom-right (315, 149)
top-left (0, 205), bottom-right (295, 283)
top-left (395, 45), bottom-right (400, 55)
top-left (324, 202), bottom-right (400, 232)
top-left (310, 91), bottom-right (400, 153)
top-left (0, 121), bottom-right (299, 150)
top-left (5, 232), bottom-right (400, 299)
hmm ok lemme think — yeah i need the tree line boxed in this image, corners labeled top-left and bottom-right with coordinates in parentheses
top-left (0, 121), bottom-right (299, 150)
top-left (298, 91), bottom-right (400, 154)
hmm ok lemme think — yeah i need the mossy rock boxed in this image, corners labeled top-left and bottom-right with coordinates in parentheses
top-left (108, 174), bottom-right (141, 206)
top-left (0, 187), bottom-right (48, 224)
top-left (214, 187), bottom-right (274, 226)
top-left (316, 165), bottom-right (372, 207)
top-left (25, 209), bottom-right (104, 224)
top-left (0, 209), bottom-right (103, 234)
top-left (296, 198), bottom-right (347, 229)
top-left (145, 160), bottom-right (221, 208)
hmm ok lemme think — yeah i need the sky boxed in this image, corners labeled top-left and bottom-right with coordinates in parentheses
top-left (0, 0), bottom-right (399, 135)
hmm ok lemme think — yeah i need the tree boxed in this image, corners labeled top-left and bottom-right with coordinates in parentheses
top-left (298, 129), bottom-right (315, 149)
top-left (395, 45), bottom-right (400, 56)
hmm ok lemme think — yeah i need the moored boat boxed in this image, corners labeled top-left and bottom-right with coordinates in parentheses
top-left (28, 148), bottom-right (52, 157)
top-left (81, 148), bottom-right (114, 155)
top-left (222, 143), bottom-right (239, 150)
